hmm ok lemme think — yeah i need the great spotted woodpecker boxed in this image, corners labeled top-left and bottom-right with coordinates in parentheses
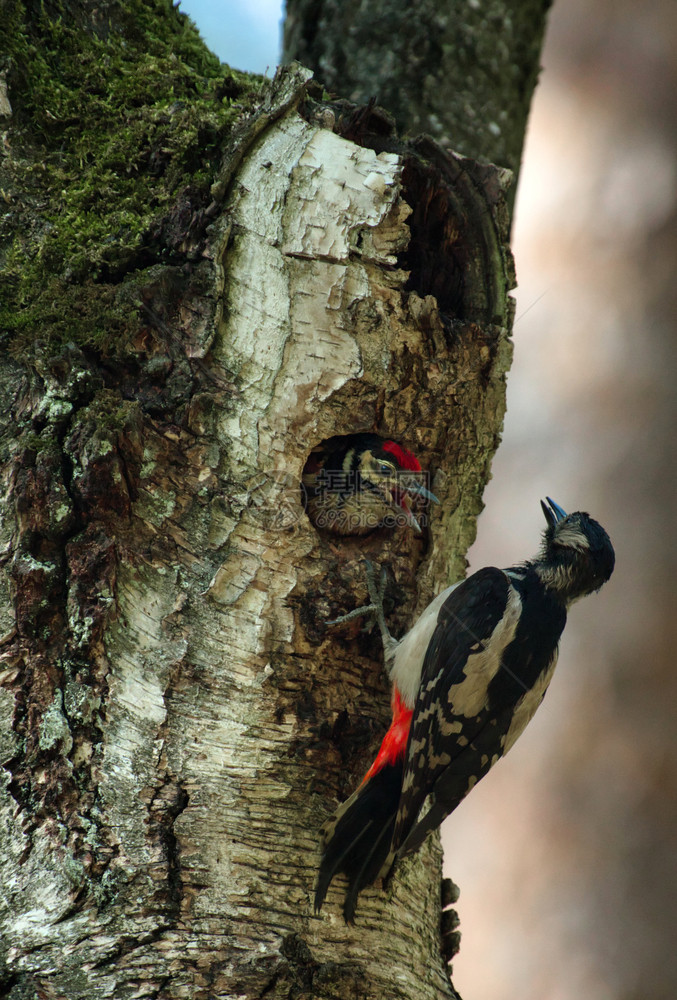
top-left (303, 433), bottom-right (438, 536)
top-left (315, 498), bottom-right (615, 921)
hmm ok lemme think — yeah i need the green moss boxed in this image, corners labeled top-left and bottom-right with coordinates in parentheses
top-left (1, 0), bottom-right (266, 357)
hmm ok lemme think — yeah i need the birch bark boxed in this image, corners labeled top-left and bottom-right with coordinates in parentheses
top-left (0, 11), bottom-right (515, 999)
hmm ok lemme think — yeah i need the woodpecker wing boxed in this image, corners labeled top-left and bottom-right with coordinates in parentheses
top-left (392, 566), bottom-right (566, 857)
top-left (393, 567), bottom-right (568, 856)
top-left (391, 568), bottom-right (513, 849)
top-left (395, 698), bottom-right (519, 857)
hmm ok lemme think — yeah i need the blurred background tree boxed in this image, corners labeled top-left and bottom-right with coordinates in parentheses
top-left (181, 1), bottom-right (677, 998)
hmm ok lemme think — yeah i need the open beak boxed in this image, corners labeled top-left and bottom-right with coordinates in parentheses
top-left (393, 478), bottom-right (438, 533)
top-left (399, 479), bottom-right (439, 533)
top-left (540, 496), bottom-right (567, 527)
top-left (399, 495), bottom-right (423, 533)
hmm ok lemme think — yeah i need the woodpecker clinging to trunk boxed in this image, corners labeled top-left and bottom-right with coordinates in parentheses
top-left (303, 433), bottom-right (438, 536)
top-left (315, 498), bottom-right (615, 921)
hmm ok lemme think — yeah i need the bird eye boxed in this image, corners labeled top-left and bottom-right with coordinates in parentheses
top-left (379, 462), bottom-right (395, 474)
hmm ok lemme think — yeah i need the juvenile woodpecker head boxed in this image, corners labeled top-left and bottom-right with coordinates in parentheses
top-left (303, 433), bottom-right (437, 536)
top-left (536, 497), bottom-right (615, 604)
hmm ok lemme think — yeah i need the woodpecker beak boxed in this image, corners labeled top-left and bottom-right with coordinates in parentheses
top-left (398, 481), bottom-right (438, 533)
top-left (540, 496), bottom-right (567, 527)
top-left (406, 482), bottom-right (439, 504)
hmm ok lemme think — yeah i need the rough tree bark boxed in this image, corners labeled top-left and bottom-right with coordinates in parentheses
top-left (283, 0), bottom-right (552, 206)
top-left (0, 1), bottom-right (542, 997)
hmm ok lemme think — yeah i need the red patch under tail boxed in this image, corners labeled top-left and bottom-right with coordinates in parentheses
top-left (362, 687), bottom-right (413, 784)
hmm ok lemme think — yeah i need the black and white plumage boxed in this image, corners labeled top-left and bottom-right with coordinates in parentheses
top-left (315, 498), bottom-right (615, 921)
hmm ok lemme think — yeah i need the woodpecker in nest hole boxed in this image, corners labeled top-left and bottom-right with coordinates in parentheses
top-left (303, 433), bottom-right (438, 536)
top-left (315, 498), bottom-right (615, 921)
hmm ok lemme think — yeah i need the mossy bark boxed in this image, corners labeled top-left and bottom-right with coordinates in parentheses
top-left (0, 3), bottom-right (521, 999)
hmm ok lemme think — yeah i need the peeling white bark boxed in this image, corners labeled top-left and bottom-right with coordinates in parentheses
top-left (217, 112), bottom-right (404, 478)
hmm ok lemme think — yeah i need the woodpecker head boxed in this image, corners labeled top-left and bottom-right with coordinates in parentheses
top-left (352, 437), bottom-right (438, 530)
top-left (536, 497), bottom-right (615, 604)
top-left (303, 433), bottom-right (438, 535)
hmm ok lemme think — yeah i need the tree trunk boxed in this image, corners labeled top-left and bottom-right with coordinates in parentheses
top-left (0, 3), bottom-right (519, 998)
top-left (283, 0), bottom-right (552, 207)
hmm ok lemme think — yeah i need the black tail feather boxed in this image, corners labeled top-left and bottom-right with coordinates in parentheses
top-left (315, 760), bottom-right (403, 921)
top-left (342, 813), bottom-right (396, 923)
top-left (397, 798), bottom-right (446, 857)
top-left (314, 816), bottom-right (376, 914)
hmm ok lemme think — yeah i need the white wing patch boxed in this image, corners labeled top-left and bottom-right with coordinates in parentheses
top-left (389, 582), bottom-right (461, 707)
top-left (401, 705), bottom-right (462, 794)
top-left (444, 583), bottom-right (523, 717)
top-left (501, 650), bottom-right (559, 755)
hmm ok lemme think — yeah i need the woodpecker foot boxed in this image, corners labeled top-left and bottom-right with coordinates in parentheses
top-left (327, 560), bottom-right (398, 663)
top-left (327, 561), bottom-right (386, 623)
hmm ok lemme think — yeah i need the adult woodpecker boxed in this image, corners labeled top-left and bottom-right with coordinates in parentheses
top-left (303, 433), bottom-right (438, 536)
top-left (315, 498), bottom-right (615, 921)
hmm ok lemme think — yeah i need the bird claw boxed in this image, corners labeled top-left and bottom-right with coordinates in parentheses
top-left (327, 560), bottom-right (397, 663)
top-left (362, 559), bottom-right (388, 608)
top-left (326, 603), bottom-right (378, 626)
top-left (326, 559), bottom-right (385, 627)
